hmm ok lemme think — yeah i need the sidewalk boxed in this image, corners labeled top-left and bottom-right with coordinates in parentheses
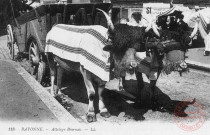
top-left (0, 60), bottom-right (59, 122)
top-left (0, 36), bottom-right (78, 123)
top-left (186, 47), bottom-right (210, 72)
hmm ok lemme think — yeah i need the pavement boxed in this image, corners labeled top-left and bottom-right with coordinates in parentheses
top-left (0, 36), bottom-right (79, 123)
top-left (186, 47), bottom-right (210, 72)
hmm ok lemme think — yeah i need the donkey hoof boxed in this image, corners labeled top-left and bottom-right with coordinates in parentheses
top-left (86, 113), bottom-right (97, 123)
top-left (100, 112), bottom-right (111, 118)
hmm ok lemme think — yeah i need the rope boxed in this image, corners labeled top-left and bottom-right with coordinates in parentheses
top-left (9, 0), bottom-right (20, 28)
top-left (9, 0), bottom-right (15, 20)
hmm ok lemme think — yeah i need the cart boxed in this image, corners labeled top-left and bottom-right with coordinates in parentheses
top-left (6, 3), bottom-right (112, 85)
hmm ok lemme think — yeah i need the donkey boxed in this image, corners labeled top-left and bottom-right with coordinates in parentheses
top-left (45, 9), bottom-right (150, 122)
top-left (100, 10), bottom-right (191, 109)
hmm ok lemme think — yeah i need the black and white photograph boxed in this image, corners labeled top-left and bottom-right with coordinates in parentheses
top-left (0, 0), bottom-right (209, 135)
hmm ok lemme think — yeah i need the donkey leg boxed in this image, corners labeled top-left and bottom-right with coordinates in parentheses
top-left (119, 77), bottom-right (124, 91)
top-left (136, 71), bottom-right (144, 101)
top-left (98, 85), bottom-right (111, 118)
top-left (132, 71), bottom-right (145, 108)
top-left (46, 53), bottom-right (56, 97)
top-left (136, 72), bottom-right (144, 90)
top-left (150, 79), bottom-right (159, 111)
top-left (149, 70), bottom-right (161, 110)
top-left (56, 66), bottom-right (64, 95)
top-left (80, 66), bottom-right (96, 122)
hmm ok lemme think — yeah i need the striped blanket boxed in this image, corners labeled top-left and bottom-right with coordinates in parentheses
top-left (45, 24), bottom-right (111, 81)
top-left (192, 8), bottom-right (210, 39)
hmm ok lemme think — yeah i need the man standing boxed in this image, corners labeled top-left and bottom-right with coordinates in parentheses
top-left (169, 16), bottom-right (178, 31)
top-left (177, 14), bottom-right (189, 31)
top-left (204, 24), bottom-right (210, 56)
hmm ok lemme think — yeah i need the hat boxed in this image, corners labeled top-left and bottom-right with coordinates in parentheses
top-left (178, 14), bottom-right (184, 19)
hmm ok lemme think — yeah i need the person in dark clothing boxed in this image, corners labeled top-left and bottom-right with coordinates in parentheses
top-left (177, 14), bottom-right (189, 31)
top-left (169, 16), bottom-right (178, 31)
top-left (131, 12), bottom-right (142, 24)
top-left (157, 16), bottom-right (168, 30)
top-left (203, 24), bottom-right (210, 56)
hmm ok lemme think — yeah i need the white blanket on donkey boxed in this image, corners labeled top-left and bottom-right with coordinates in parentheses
top-left (45, 24), bottom-right (111, 81)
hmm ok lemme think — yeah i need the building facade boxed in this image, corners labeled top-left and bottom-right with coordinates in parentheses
top-left (111, 0), bottom-right (210, 7)
top-left (110, 0), bottom-right (210, 24)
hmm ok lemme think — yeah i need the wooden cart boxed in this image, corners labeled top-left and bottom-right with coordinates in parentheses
top-left (7, 3), bottom-right (112, 85)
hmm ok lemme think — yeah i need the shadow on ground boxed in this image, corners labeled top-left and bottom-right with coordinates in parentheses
top-left (57, 71), bottom-right (195, 122)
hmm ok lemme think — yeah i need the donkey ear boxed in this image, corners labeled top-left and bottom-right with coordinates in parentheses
top-left (103, 45), bottom-right (114, 52)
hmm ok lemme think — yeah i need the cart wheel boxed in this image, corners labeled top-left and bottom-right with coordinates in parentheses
top-left (7, 24), bottom-right (15, 60)
top-left (29, 40), bottom-right (46, 84)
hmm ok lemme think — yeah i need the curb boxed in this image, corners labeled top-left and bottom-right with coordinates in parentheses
top-left (3, 59), bottom-right (79, 124)
top-left (186, 60), bottom-right (210, 72)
